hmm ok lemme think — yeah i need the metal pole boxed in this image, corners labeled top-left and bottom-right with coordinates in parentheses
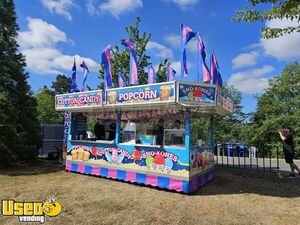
top-left (276, 146), bottom-right (279, 172)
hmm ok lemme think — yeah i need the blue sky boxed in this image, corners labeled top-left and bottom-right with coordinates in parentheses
top-left (15, 0), bottom-right (300, 113)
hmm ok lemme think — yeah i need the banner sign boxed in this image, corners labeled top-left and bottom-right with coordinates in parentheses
top-left (178, 83), bottom-right (216, 104)
top-left (216, 87), bottom-right (234, 113)
top-left (55, 90), bottom-right (103, 110)
top-left (106, 82), bottom-right (175, 106)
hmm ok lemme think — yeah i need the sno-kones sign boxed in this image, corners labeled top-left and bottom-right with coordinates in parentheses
top-left (106, 82), bottom-right (175, 106)
top-left (55, 90), bottom-right (103, 110)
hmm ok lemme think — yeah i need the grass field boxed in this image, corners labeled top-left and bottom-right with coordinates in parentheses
top-left (0, 161), bottom-right (299, 225)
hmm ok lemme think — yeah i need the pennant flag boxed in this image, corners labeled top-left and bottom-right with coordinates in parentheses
top-left (167, 63), bottom-right (176, 82)
top-left (197, 33), bottom-right (211, 83)
top-left (211, 53), bottom-right (223, 87)
top-left (121, 39), bottom-right (139, 85)
top-left (101, 45), bottom-right (113, 89)
top-left (70, 58), bottom-right (77, 92)
top-left (148, 64), bottom-right (156, 84)
top-left (80, 61), bottom-right (89, 91)
top-left (180, 24), bottom-right (196, 78)
top-left (210, 53), bottom-right (218, 85)
top-left (217, 71), bottom-right (223, 88)
top-left (118, 73), bottom-right (126, 87)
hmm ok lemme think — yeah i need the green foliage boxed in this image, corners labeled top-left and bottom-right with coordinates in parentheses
top-left (156, 59), bottom-right (170, 83)
top-left (214, 84), bottom-right (252, 144)
top-left (51, 74), bottom-right (72, 94)
top-left (252, 62), bottom-right (300, 156)
top-left (99, 16), bottom-right (152, 86)
top-left (0, 0), bottom-right (40, 167)
top-left (233, 0), bottom-right (300, 39)
top-left (36, 86), bottom-right (64, 124)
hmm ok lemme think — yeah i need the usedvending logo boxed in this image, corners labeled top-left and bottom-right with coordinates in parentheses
top-left (1, 197), bottom-right (62, 223)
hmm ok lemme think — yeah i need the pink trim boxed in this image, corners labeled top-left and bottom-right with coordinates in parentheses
top-left (169, 179), bottom-right (183, 192)
top-left (65, 162), bottom-right (71, 171)
top-left (146, 174), bottom-right (158, 187)
top-left (126, 171), bottom-right (136, 182)
top-left (108, 168), bottom-right (117, 179)
top-left (77, 164), bottom-right (85, 173)
top-left (92, 166), bottom-right (100, 176)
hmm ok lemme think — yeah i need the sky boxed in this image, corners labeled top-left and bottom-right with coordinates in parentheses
top-left (14, 0), bottom-right (300, 113)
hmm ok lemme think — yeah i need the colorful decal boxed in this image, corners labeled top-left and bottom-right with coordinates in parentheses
top-left (190, 148), bottom-right (214, 176)
top-left (63, 111), bottom-right (71, 153)
top-left (106, 82), bottom-right (175, 106)
top-left (178, 83), bottom-right (216, 104)
top-left (67, 143), bottom-right (189, 177)
top-left (216, 87), bottom-right (234, 113)
top-left (55, 90), bottom-right (102, 110)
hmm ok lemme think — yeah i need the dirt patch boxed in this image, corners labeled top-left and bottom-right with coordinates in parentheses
top-left (0, 162), bottom-right (299, 225)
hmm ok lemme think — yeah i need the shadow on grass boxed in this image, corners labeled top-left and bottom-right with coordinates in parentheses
top-left (0, 160), bottom-right (64, 176)
top-left (193, 166), bottom-right (300, 198)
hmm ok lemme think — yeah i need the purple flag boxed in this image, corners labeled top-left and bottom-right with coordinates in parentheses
top-left (211, 53), bottom-right (222, 87)
top-left (70, 58), bottom-right (77, 92)
top-left (121, 39), bottom-right (139, 85)
top-left (80, 61), bottom-right (89, 91)
top-left (180, 24), bottom-right (196, 78)
top-left (167, 64), bottom-right (176, 82)
top-left (197, 34), bottom-right (211, 82)
top-left (101, 45), bottom-right (113, 88)
top-left (148, 64), bottom-right (156, 84)
top-left (118, 73), bottom-right (126, 87)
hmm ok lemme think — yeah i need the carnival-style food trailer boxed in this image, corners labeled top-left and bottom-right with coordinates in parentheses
top-left (55, 81), bottom-right (233, 193)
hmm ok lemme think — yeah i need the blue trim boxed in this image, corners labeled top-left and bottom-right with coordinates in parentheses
top-left (136, 173), bottom-right (147, 184)
top-left (85, 165), bottom-right (92, 174)
top-left (100, 167), bottom-right (108, 177)
top-left (117, 170), bottom-right (127, 181)
top-left (157, 176), bottom-right (170, 189)
top-left (71, 163), bottom-right (78, 171)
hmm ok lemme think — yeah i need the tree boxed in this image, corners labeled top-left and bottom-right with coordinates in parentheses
top-left (252, 62), bottom-right (300, 156)
top-left (0, 0), bottom-right (40, 167)
top-left (36, 86), bottom-right (63, 124)
top-left (233, 0), bottom-right (300, 39)
top-left (156, 59), bottom-right (170, 83)
top-left (99, 17), bottom-right (152, 86)
top-left (36, 74), bottom-right (71, 124)
top-left (51, 74), bottom-right (72, 94)
top-left (214, 84), bottom-right (251, 144)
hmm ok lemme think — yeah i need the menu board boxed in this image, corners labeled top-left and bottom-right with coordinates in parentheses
top-left (216, 87), bottom-right (234, 113)
top-left (106, 82), bottom-right (175, 106)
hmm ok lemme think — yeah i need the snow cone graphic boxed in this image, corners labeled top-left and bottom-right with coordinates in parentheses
top-left (193, 89), bottom-right (202, 101)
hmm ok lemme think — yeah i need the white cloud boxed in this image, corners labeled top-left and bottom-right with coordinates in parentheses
top-left (40, 0), bottom-right (76, 21)
top-left (164, 33), bottom-right (198, 52)
top-left (228, 65), bottom-right (274, 94)
top-left (18, 18), bottom-right (99, 75)
top-left (18, 18), bottom-right (68, 48)
top-left (99, 0), bottom-right (143, 18)
top-left (146, 41), bottom-right (173, 59)
top-left (165, 0), bottom-right (198, 9)
top-left (86, 0), bottom-right (98, 16)
top-left (260, 18), bottom-right (300, 60)
top-left (232, 51), bottom-right (259, 69)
